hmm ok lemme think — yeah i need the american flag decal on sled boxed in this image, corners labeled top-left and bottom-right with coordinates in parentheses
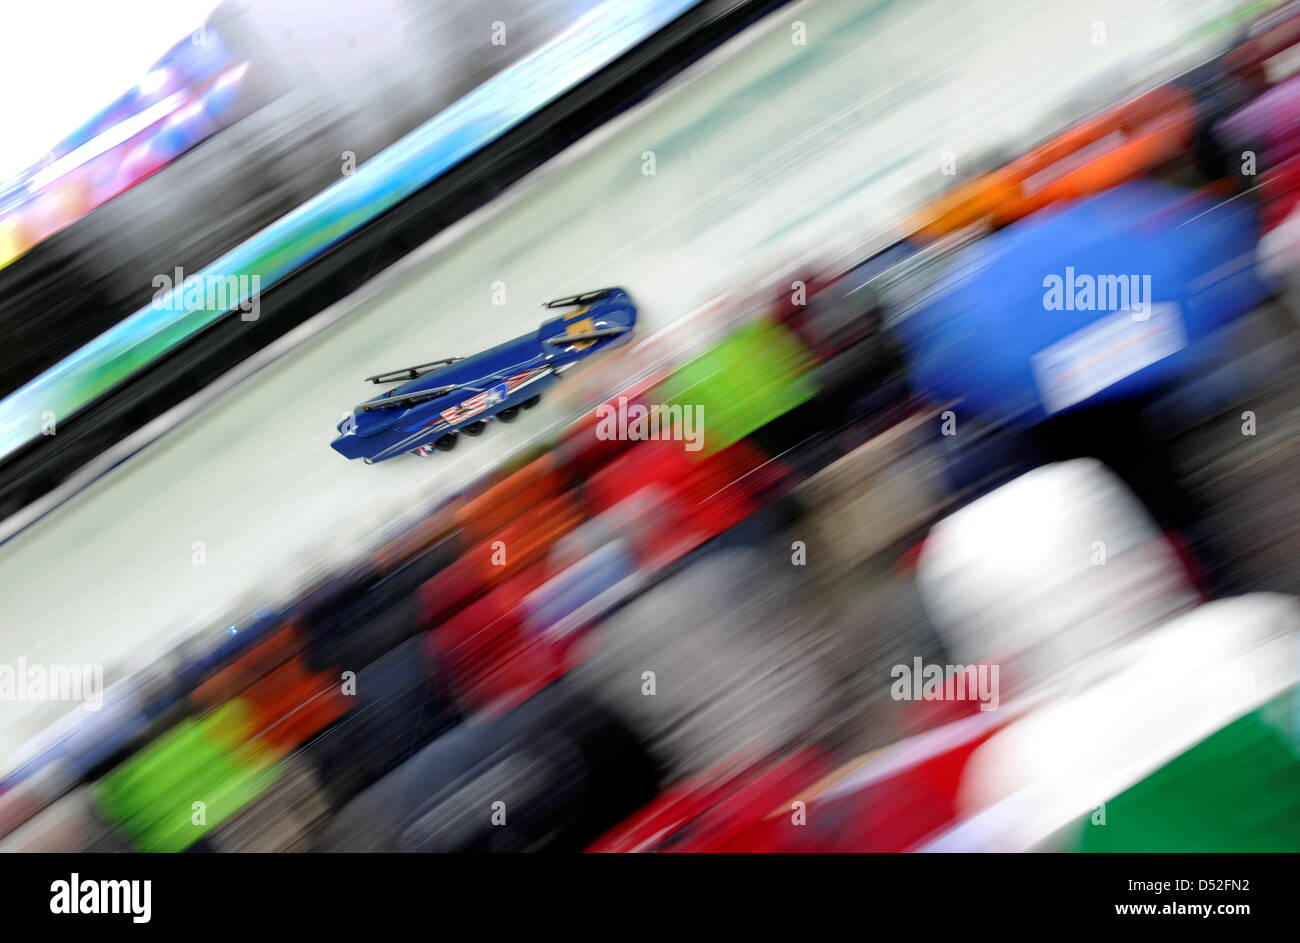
top-left (440, 368), bottom-right (550, 424)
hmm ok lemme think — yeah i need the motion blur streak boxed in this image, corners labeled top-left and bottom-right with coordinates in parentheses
top-left (2, 0), bottom-right (1300, 855)
top-left (0, 0), bottom-right (1239, 764)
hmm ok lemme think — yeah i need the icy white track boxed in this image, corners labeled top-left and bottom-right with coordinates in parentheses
top-left (0, 0), bottom-right (1247, 765)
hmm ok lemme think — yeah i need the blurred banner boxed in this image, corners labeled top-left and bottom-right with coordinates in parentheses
top-left (0, 29), bottom-right (260, 269)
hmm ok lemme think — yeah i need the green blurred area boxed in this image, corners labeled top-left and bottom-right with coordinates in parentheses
top-left (94, 701), bottom-right (281, 852)
top-left (656, 315), bottom-right (818, 454)
top-left (1067, 688), bottom-right (1300, 852)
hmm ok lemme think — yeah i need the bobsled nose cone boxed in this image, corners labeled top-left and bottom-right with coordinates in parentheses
top-left (331, 433), bottom-right (372, 461)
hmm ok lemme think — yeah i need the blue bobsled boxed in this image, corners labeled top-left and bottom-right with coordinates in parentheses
top-left (332, 287), bottom-right (636, 462)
